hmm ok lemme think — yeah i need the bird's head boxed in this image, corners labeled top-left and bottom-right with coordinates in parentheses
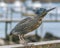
top-left (33, 7), bottom-right (56, 17)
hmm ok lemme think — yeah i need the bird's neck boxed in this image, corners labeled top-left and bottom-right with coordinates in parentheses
top-left (34, 15), bottom-right (43, 20)
top-left (28, 13), bottom-right (46, 20)
top-left (37, 12), bottom-right (47, 19)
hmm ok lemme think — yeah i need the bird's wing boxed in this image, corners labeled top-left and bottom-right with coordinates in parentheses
top-left (15, 17), bottom-right (32, 26)
top-left (10, 17), bottom-right (32, 33)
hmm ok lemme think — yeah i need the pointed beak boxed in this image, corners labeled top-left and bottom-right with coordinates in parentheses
top-left (47, 7), bottom-right (56, 12)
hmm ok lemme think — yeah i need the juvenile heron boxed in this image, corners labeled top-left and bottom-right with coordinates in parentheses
top-left (10, 7), bottom-right (56, 44)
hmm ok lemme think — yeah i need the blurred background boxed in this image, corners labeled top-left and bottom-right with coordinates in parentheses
top-left (0, 0), bottom-right (60, 40)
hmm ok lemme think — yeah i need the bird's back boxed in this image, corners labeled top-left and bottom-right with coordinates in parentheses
top-left (10, 15), bottom-right (42, 35)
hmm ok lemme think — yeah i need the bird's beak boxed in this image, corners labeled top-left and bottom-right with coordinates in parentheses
top-left (47, 7), bottom-right (56, 12)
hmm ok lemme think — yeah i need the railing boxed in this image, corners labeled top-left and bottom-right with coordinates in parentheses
top-left (0, 19), bottom-right (60, 22)
top-left (0, 40), bottom-right (60, 48)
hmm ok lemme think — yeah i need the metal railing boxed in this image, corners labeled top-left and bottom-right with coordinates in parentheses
top-left (0, 40), bottom-right (60, 48)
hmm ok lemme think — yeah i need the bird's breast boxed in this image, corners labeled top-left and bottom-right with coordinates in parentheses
top-left (25, 18), bottom-right (42, 32)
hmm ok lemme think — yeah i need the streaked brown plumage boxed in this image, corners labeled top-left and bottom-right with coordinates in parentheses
top-left (10, 7), bottom-right (56, 44)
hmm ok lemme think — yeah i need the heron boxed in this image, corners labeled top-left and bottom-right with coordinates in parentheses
top-left (9, 7), bottom-right (56, 44)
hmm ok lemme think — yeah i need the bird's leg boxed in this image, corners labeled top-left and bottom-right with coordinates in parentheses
top-left (18, 35), bottom-right (21, 44)
top-left (18, 34), bottom-right (25, 44)
top-left (18, 35), bottom-right (34, 48)
top-left (18, 34), bottom-right (29, 48)
top-left (22, 34), bottom-right (28, 43)
top-left (18, 34), bottom-right (27, 44)
top-left (9, 35), bottom-right (13, 44)
top-left (21, 34), bottom-right (29, 48)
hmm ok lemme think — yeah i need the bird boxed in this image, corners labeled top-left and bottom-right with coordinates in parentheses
top-left (9, 7), bottom-right (56, 44)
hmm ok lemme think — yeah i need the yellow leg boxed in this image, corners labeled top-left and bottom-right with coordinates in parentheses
top-left (9, 35), bottom-right (12, 42)
top-left (9, 35), bottom-right (14, 44)
top-left (18, 34), bottom-right (27, 44)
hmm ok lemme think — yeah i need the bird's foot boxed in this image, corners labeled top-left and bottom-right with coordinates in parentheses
top-left (19, 40), bottom-right (34, 48)
top-left (25, 43), bottom-right (34, 48)
top-left (19, 39), bottom-right (28, 44)
top-left (19, 38), bottom-right (27, 44)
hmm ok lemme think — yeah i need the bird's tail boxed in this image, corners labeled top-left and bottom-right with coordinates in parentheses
top-left (9, 32), bottom-right (13, 35)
